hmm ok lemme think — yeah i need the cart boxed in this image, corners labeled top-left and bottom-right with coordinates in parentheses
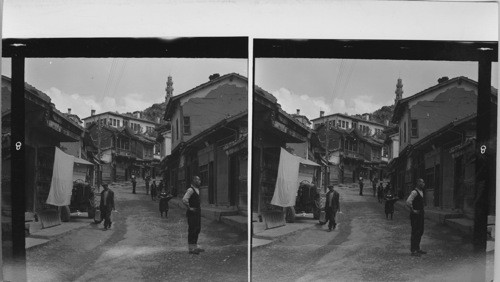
top-left (69, 179), bottom-right (98, 221)
top-left (294, 181), bottom-right (322, 220)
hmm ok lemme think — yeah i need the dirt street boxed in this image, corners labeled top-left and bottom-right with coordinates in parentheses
top-left (26, 181), bottom-right (247, 282)
top-left (252, 184), bottom-right (493, 282)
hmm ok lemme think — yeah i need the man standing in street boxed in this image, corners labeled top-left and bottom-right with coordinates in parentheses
top-left (325, 185), bottom-right (340, 232)
top-left (372, 177), bottom-right (378, 197)
top-left (131, 173), bottom-right (137, 194)
top-left (183, 176), bottom-right (204, 254)
top-left (100, 183), bottom-right (115, 231)
top-left (406, 178), bottom-right (427, 256)
top-left (145, 174), bottom-right (151, 195)
top-left (358, 176), bottom-right (364, 196)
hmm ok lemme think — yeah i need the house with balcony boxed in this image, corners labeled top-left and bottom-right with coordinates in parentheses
top-left (312, 112), bottom-right (388, 137)
top-left (316, 124), bottom-right (386, 185)
top-left (87, 122), bottom-right (159, 182)
top-left (83, 110), bottom-right (158, 135)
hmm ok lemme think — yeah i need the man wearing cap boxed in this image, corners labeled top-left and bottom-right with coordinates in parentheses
top-left (182, 176), bottom-right (204, 254)
top-left (406, 178), bottom-right (426, 256)
top-left (324, 185), bottom-right (340, 232)
top-left (100, 183), bottom-right (115, 231)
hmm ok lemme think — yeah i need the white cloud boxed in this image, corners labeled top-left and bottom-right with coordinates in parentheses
top-left (45, 87), bottom-right (154, 119)
top-left (271, 87), bottom-right (392, 120)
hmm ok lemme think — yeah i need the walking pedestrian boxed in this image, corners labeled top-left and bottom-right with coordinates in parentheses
top-left (145, 174), bottom-right (151, 195)
top-left (358, 177), bottom-right (364, 196)
top-left (372, 177), bottom-right (378, 197)
top-left (324, 185), bottom-right (340, 232)
top-left (131, 174), bottom-right (137, 194)
top-left (100, 183), bottom-right (115, 231)
top-left (384, 193), bottom-right (398, 220)
top-left (407, 178), bottom-right (427, 256)
top-left (159, 190), bottom-right (174, 218)
top-left (151, 180), bottom-right (158, 201)
top-left (377, 182), bottom-right (384, 203)
top-left (151, 180), bottom-right (157, 198)
top-left (183, 176), bottom-right (204, 254)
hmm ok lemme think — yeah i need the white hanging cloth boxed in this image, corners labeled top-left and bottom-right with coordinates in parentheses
top-left (271, 148), bottom-right (301, 207)
top-left (46, 147), bottom-right (75, 206)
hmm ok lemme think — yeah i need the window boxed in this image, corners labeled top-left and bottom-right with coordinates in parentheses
top-left (341, 120), bottom-right (345, 128)
top-left (117, 120), bottom-right (120, 127)
top-left (352, 122), bottom-right (357, 129)
top-left (199, 164), bottom-right (209, 186)
top-left (411, 119), bottom-right (418, 138)
top-left (176, 119), bottom-right (179, 140)
top-left (118, 138), bottom-right (130, 150)
top-left (403, 122), bottom-right (407, 143)
top-left (113, 119), bottom-right (116, 126)
top-left (184, 116), bottom-right (191, 135)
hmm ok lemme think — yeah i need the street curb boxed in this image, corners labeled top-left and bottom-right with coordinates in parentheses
top-left (26, 222), bottom-right (92, 250)
top-left (252, 221), bottom-right (318, 248)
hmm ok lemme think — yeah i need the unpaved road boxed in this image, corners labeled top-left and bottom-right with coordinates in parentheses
top-left (252, 185), bottom-right (494, 282)
top-left (26, 181), bottom-right (247, 282)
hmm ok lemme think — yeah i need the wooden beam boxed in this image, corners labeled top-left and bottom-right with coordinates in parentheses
top-left (11, 51), bottom-right (27, 281)
top-left (470, 55), bottom-right (492, 281)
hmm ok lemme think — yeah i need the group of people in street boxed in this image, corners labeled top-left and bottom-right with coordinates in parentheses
top-left (96, 174), bottom-right (204, 255)
top-left (97, 171), bottom-right (427, 257)
top-left (346, 176), bottom-right (428, 256)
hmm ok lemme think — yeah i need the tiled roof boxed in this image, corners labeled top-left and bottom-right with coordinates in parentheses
top-left (311, 112), bottom-right (386, 127)
top-left (2, 76), bottom-right (82, 131)
top-left (81, 111), bottom-right (158, 124)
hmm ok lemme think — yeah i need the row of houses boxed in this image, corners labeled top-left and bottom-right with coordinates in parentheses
top-left (2, 71), bottom-right (494, 231)
top-left (251, 75), bottom-right (497, 229)
top-left (1, 75), bottom-right (164, 225)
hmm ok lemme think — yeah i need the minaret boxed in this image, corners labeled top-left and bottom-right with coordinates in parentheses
top-left (165, 75), bottom-right (174, 102)
top-left (395, 78), bottom-right (403, 104)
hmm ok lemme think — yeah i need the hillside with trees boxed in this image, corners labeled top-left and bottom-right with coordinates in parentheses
top-left (370, 105), bottom-right (395, 125)
top-left (141, 102), bottom-right (167, 123)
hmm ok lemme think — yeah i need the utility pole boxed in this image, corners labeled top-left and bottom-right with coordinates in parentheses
top-left (97, 115), bottom-right (102, 192)
top-left (324, 122), bottom-right (329, 192)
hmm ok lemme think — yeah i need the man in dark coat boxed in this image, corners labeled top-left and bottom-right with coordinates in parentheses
top-left (100, 183), bottom-right (115, 231)
top-left (183, 176), bottom-right (204, 254)
top-left (358, 177), bottom-right (364, 196)
top-left (406, 178), bottom-right (426, 256)
top-left (145, 174), bottom-right (151, 195)
top-left (159, 190), bottom-right (174, 218)
top-left (131, 174), bottom-right (137, 194)
top-left (384, 193), bottom-right (398, 220)
top-left (324, 185), bottom-right (340, 232)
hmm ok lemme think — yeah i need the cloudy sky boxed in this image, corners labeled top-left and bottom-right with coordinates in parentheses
top-left (255, 59), bottom-right (499, 120)
top-left (2, 58), bottom-right (247, 119)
